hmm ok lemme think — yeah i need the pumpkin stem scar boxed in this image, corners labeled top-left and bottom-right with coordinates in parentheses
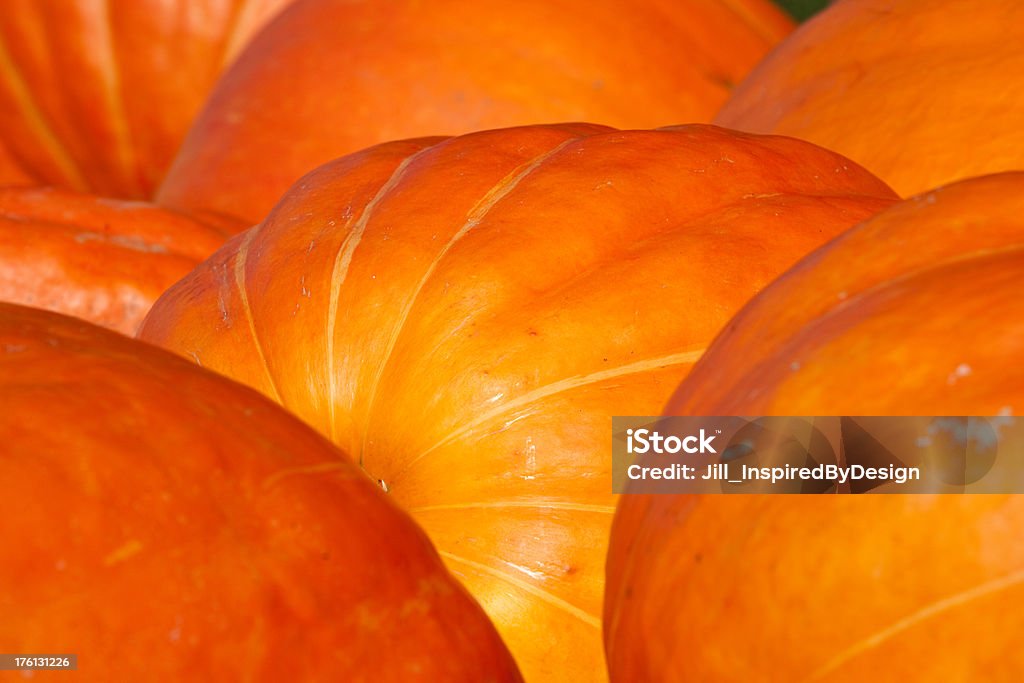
top-left (803, 566), bottom-right (1024, 681)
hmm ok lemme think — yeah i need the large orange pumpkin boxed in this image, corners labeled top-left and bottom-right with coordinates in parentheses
top-left (155, 0), bottom-right (793, 226)
top-left (0, 302), bottom-right (521, 682)
top-left (0, 0), bottom-right (292, 197)
top-left (605, 173), bottom-right (1024, 681)
top-left (714, 0), bottom-right (1024, 197)
top-left (0, 187), bottom-right (233, 335)
top-left (139, 123), bottom-right (896, 681)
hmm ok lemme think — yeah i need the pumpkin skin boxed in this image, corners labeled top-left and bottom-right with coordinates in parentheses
top-left (665, 172), bottom-right (1024, 416)
top-left (715, 0), bottom-right (1024, 197)
top-left (0, 0), bottom-right (292, 197)
top-left (139, 123), bottom-right (896, 681)
top-left (605, 173), bottom-right (1024, 681)
top-left (0, 302), bottom-right (521, 682)
top-left (155, 0), bottom-right (793, 226)
top-left (0, 187), bottom-right (234, 335)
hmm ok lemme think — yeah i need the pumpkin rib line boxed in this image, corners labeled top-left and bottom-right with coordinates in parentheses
top-left (712, 243), bottom-right (1024, 405)
top-left (261, 460), bottom-right (350, 491)
top-left (326, 145), bottom-right (435, 449)
top-left (357, 135), bottom-right (582, 462)
top-left (235, 229), bottom-right (284, 404)
top-left (802, 565), bottom-right (1024, 681)
top-left (98, 0), bottom-right (142, 196)
top-left (0, 34), bottom-right (90, 191)
top-left (437, 549), bottom-right (602, 629)
top-left (395, 348), bottom-right (704, 480)
top-left (218, 0), bottom-right (267, 70)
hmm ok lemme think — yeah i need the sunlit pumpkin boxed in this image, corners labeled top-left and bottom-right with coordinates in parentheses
top-left (715, 0), bottom-right (1024, 197)
top-left (605, 173), bottom-right (1024, 681)
top-left (140, 123), bottom-right (896, 681)
top-left (155, 0), bottom-right (793, 225)
top-left (0, 187), bottom-right (233, 335)
top-left (0, 0), bottom-right (292, 197)
top-left (0, 302), bottom-right (521, 682)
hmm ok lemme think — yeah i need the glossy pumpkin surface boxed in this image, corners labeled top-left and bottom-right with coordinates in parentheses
top-left (140, 123), bottom-right (896, 681)
top-left (156, 0), bottom-right (793, 225)
top-left (606, 173), bottom-right (1024, 681)
top-left (715, 0), bottom-right (1024, 197)
top-left (0, 187), bottom-right (231, 335)
top-left (0, 302), bottom-right (521, 682)
top-left (666, 172), bottom-right (1024, 415)
top-left (0, 0), bottom-right (291, 197)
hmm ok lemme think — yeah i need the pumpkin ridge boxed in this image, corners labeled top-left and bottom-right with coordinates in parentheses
top-left (96, 0), bottom-right (142, 197)
top-left (437, 549), bottom-right (602, 630)
top-left (693, 243), bottom-right (1024, 411)
top-left (0, 38), bottom-right (88, 190)
top-left (261, 460), bottom-right (350, 492)
top-left (804, 566), bottom-right (1024, 682)
top-left (358, 135), bottom-right (584, 462)
top-left (324, 145), bottom-right (434, 447)
top-left (235, 228), bottom-right (283, 404)
top-left (394, 347), bottom-right (706, 482)
top-left (218, 0), bottom-right (267, 70)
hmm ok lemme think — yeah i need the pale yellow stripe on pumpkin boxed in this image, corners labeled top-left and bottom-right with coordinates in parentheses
top-left (218, 0), bottom-right (259, 69)
top-left (437, 550), bottom-right (601, 630)
top-left (358, 136), bottom-right (580, 460)
top-left (103, 539), bottom-right (144, 566)
top-left (235, 229), bottom-right (283, 404)
top-left (0, 33), bottom-right (89, 190)
top-left (408, 501), bottom-right (616, 515)
top-left (803, 567), bottom-right (1024, 682)
top-left (261, 461), bottom-right (349, 491)
top-left (97, 0), bottom-right (141, 195)
top-left (400, 348), bottom-right (705, 477)
top-left (325, 147), bottom-right (433, 444)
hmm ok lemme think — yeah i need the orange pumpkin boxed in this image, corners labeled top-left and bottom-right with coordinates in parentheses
top-left (665, 172), bottom-right (1024, 415)
top-left (715, 0), bottom-right (1024, 197)
top-left (155, 0), bottom-right (793, 226)
top-left (0, 0), bottom-right (292, 197)
top-left (605, 173), bottom-right (1024, 681)
top-left (139, 123), bottom-right (896, 681)
top-left (0, 187), bottom-right (233, 335)
top-left (0, 302), bottom-right (521, 682)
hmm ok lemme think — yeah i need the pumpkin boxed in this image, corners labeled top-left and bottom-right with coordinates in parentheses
top-left (139, 123), bottom-right (897, 681)
top-left (154, 0), bottom-right (793, 226)
top-left (0, 0), bottom-right (292, 197)
top-left (0, 302), bottom-right (521, 682)
top-left (714, 0), bottom-right (1024, 197)
top-left (0, 186), bottom-right (233, 335)
top-left (605, 173), bottom-right (1024, 681)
